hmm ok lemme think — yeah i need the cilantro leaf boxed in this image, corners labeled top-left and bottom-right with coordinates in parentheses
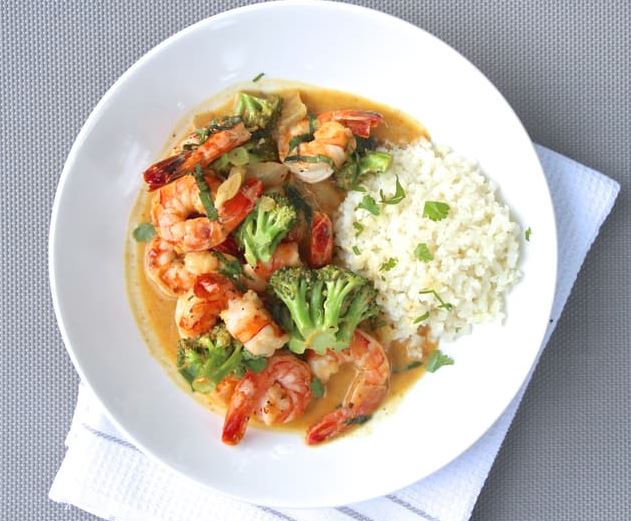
top-left (413, 311), bottom-right (430, 324)
top-left (353, 221), bottom-right (365, 236)
top-left (426, 350), bottom-right (455, 373)
top-left (414, 243), bottom-right (433, 262)
top-left (423, 201), bottom-right (450, 221)
top-left (357, 195), bottom-right (380, 215)
top-left (352, 245), bottom-right (361, 255)
top-left (132, 223), bottom-right (156, 242)
top-left (525, 227), bottom-right (532, 241)
top-left (419, 289), bottom-right (453, 311)
top-left (380, 258), bottom-right (397, 272)
top-left (310, 377), bottom-right (325, 398)
top-left (379, 175), bottom-right (406, 205)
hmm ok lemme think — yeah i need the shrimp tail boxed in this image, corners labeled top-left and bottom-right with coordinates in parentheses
top-left (305, 408), bottom-right (354, 445)
top-left (143, 153), bottom-right (190, 191)
top-left (222, 373), bottom-right (257, 445)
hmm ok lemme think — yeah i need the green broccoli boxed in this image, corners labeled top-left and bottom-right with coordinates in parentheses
top-left (335, 150), bottom-right (392, 191)
top-left (236, 194), bottom-right (297, 266)
top-left (233, 92), bottom-right (282, 131)
top-left (176, 324), bottom-right (267, 393)
top-left (268, 265), bottom-right (379, 354)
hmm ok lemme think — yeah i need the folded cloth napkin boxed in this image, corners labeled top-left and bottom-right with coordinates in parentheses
top-left (49, 145), bottom-right (620, 521)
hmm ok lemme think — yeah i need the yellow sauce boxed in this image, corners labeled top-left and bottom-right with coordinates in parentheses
top-left (126, 82), bottom-right (435, 434)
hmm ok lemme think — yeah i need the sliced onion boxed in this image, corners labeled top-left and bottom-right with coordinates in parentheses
top-left (246, 161), bottom-right (289, 188)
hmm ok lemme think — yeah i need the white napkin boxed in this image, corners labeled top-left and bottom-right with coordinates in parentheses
top-left (50, 145), bottom-right (620, 521)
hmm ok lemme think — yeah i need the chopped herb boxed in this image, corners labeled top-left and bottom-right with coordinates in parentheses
top-left (357, 195), bottom-right (380, 215)
top-left (405, 361), bottom-right (423, 370)
top-left (192, 165), bottom-right (218, 220)
top-left (284, 154), bottom-right (334, 167)
top-left (308, 114), bottom-right (317, 135)
top-left (380, 258), bottom-right (397, 272)
top-left (414, 243), bottom-right (434, 262)
top-left (252, 72), bottom-right (265, 82)
top-left (132, 223), bottom-right (156, 242)
top-left (310, 377), bottom-right (325, 398)
top-left (413, 311), bottom-right (430, 324)
top-left (419, 289), bottom-right (453, 311)
top-left (379, 175), bottom-right (406, 205)
top-left (426, 350), bottom-right (455, 373)
top-left (525, 227), bottom-right (532, 241)
top-left (353, 221), bottom-right (365, 236)
top-left (284, 183), bottom-right (313, 226)
top-left (344, 414), bottom-right (371, 426)
top-left (423, 201), bottom-right (450, 221)
top-left (213, 251), bottom-right (245, 290)
top-left (243, 355), bottom-right (267, 373)
top-left (288, 133), bottom-right (313, 151)
top-left (352, 245), bottom-right (361, 255)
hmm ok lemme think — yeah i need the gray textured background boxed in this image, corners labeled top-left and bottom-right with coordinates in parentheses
top-left (1, 1), bottom-right (629, 520)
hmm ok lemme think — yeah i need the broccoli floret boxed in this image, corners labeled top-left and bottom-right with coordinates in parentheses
top-left (176, 324), bottom-right (267, 393)
top-left (233, 92), bottom-right (282, 131)
top-left (268, 265), bottom-right (379, 354)
top-left (335, 150), bottom-right (392, 191)
top-left (236, 194), bottom-right (297, 266)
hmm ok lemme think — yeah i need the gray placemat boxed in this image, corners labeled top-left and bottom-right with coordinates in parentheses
top-left (1, 1), bottom-right (629, 520)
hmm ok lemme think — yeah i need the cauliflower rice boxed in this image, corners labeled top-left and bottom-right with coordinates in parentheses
top-left (335, 139), bottom-right (521, 348)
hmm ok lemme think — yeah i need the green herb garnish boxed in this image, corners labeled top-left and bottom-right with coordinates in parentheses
top-left (419, 289), bottom-right (453, 310)
top-left (252, 72), bottom-right (265, 82)
top-left (357, 195), bottom-right (380, 215)
top-left (423, 201), bottom-right (450, 221)
top-left (288, 133), bottom-right (313, 151)
top-left (425, 350), bottom-right (455, 373)
top-left (413, 311), bottom-right (430, 324)
top-left (345, 414), bottom-right (371, 426)
top-left (405, 361), bottom-right (423, 370)
top-left (284, 183), bottom-right (313, 226)
top-left (353, 221), bottom-right (365, 236)
top-left (212, 251), bottom-right (246, 290)
top-left (380, 258), bottom-right (397, 272)
top-left (310, 377), bottom-right (325, 398)
top-left (414, 243), bottom-right (433, 262)
top-left (379, 175), bottom-right (406, 205)
top-left (525, 227), bottom-right (532, 241)
top-left (192, 165), bottom-right (218, 220)
top-left (132, 223), bottom-right (156, 242)
top-left (352, 245), bottom-right (361, 255)
top-left (284, 154), bottom-right (334, 167)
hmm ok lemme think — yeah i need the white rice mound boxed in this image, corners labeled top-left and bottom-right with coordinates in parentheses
top-left (335, 139), bottom-right (521, 348)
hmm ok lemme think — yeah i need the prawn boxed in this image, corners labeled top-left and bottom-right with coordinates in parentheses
top-left (220, 290), bottom-right (288, 357)
top-left (243, 241), bottom-right (301, 291)
top-left (222, 354), bottom-right (312, 445)
top-left (308, 212), bottom-right (333, 268)
top-left (145, 238), bottom-right (224, 297)
top-left (305, 329), bottom-right (390, 445)
top-left (175, 273), bottom-right (240, 338)
top-left (151, 174), bottom-right (263, 252)
top-left (278, 110), bottom-right (383, 183)
top-left (143, 121), bottom-right (251, 191)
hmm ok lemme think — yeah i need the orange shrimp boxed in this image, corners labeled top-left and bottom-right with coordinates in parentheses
top-left (143, 121), bottom-right (251, 191)
top-left (243, 241), bottom-right (301, 291)
top-left (151, 175), bottom-right (263, 252)
top-left (308, 212), bottom-right (333, 268)
top-left (222, 354), bottom-right (312, 445)
top-left (278, 110), bottom-right (384, 183)
top-left (175, 273), bottom-right (240, 338)
top-left (220, 290), bottom-right (288, 357)
top-left (305, 330), bottom-right (390, 445)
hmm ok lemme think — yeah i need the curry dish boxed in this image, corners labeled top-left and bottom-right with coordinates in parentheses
top-left (127, 81), bottom-right (440, 446)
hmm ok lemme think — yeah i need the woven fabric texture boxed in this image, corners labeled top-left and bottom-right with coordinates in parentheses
top-left (1, 1), bottom-right (629, 520)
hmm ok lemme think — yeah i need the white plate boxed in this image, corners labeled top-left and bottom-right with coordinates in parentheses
top-left (49, 0), bottom-right (557, 508)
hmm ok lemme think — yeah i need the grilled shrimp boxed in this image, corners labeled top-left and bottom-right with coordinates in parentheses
top-left (143, 121), bottom-right (251, 191)
top-left (151, 174), bottom-right (263, 252)
top-left (222, 354), bottom-right (312, 445)
top-left (175, 273), bottom-right (240, 338)
top-left (243, 241), bottom-right (301, 291)
top-left (220, 290), bottom-right (288, 357)
top-left (145, 238), bottom-right (225, 297)
top-left (278, 110), bottom-right (383, 183)
top-left (305, 330), bottom-right (390, 445)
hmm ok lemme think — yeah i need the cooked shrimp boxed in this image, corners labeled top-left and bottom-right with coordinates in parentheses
top-left (144, 237), bottom-right (198, 297)
top-left (220, 290), bottom-right (288, 357)
top-left (175, 273), bottom-right (240, 338)
top-left (305, 329), bottom-right (390, 445)
top-left (151, 175), bottom-right (263, 252)
top-left (308, 212), bottom-right (333, 268)
top-left (143, 121), bottom-right (251, 191)
top-left (222, 354), bottom-right (312, 445)
top-left (278, 110), bottom-right (384, 183)
top-left (243, 241), bottom-right (301, 291)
